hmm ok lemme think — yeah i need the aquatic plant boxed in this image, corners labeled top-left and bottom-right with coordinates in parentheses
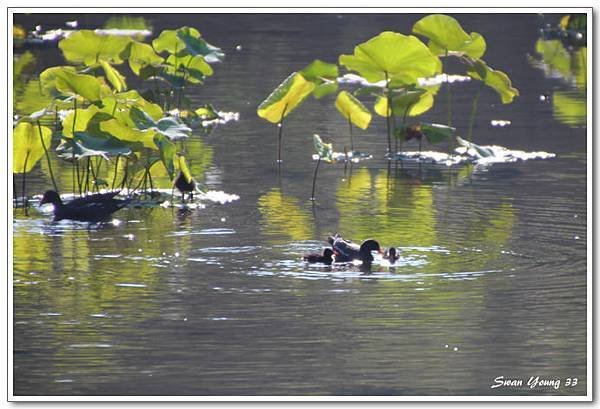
top-left (412, 14), bottom-right (518, 143)
top-left (257, 73), bottom-right (315, 163)
top-left (12, 22), bottom-right (230, 208)
top-left (335, 91), bottom-right (371, 153)
top-left (311, 134), bottom-right (334, 201)
top-left (339, 31), bottom-right (441, 153)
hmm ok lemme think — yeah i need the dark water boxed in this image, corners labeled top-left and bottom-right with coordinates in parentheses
top-left (12, 13), bottom-right (588, 396)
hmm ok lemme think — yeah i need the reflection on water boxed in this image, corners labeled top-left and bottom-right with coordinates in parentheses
top-left (13, 13), bottom-right (587, 396)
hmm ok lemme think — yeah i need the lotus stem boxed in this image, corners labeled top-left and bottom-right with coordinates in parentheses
top-left (111, 155), bottom-right (120, 190)
top-left (21, 152), bottom-right (30, 213)
top-left (37, 120), bottom-right (58, 192)
top-left (84, 157), bottom-right (91, 193)
top-left (120, 156), bottom-right (129, 190)
top-left (72, 99), bottom-right (78, 195)
top-left (384, 72), bottom-right (392, 155)
top-left (277, 103), bottom-right (288, 164)
top-left (310, 156), bottom-right (321, 201)
top-left (467, 82), bottom-right (485, 143)
top-left (348, 116), bottom-right (354, 152)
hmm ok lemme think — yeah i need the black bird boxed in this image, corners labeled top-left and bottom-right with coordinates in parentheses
top-left (40, 190), bottom-right (130, 222)
top-left (327, 234), bottom-right (382, 264)
top-left (303, 248), bottom-right (334, 265)
top-left (384, 247), bottom-right (399, 264)
top-left (174, 171), bottom-right (197, 203)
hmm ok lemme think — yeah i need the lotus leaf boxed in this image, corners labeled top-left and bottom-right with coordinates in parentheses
top-left (374, 89), bottom-right (434, 117)
top-left (466, 59), bottom-right (519, 104)
top-left (313, 134), bottom-right (333, 163)
top-left (58, 30), bottom-right (131, 66)
top-left (339, 31), bottom-right (441, 84)
top-left (153, 133), bottom-right (176, 179)
top-left (125, 41), bottom-right (164, 75)
top-left (335, 91), bottom-right (371, 130)
top-left (300, 59), bottom-right (339, 99)
top-left (100, 60), bottom-right (127, 92)
top-left (257, 73), bottom-right (315, 123)
top-left (13, 122), bottom-right (52, 173)
top-left (412, 14), bottom-right (486, 58)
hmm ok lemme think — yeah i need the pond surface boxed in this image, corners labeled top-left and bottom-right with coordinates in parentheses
top-left (12, 13), bottom-right (587, 396)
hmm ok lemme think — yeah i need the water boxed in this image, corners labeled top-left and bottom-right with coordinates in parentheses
top-left (12, 13), bottom-right (587, 396)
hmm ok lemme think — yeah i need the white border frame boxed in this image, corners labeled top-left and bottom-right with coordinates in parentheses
top-left (3, 6), bottom-right (593, 402)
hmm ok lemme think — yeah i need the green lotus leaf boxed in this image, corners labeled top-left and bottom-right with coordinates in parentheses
top-left (40, 67), bottom-right (104, 102)
top-left (153, 133), bottom-right (176, 179)
top-left (167, 53), bottom-right (213, 77)
top-left (177, 155), bottom-right (193, 184)
top-left (152, 29), bottom-right (185, 54)
top-left (58, 30), bottom-right (131, 66)
top-left (467, 59), bottom-right (519, 104)
top-left (257, 72), bottom-right (315, 123)
top-left (419, 123), bottom-right (455, 144)
top-left (335, 91), bottom-right (371, 130)
top-left (413, 14), bottom-right (486, 59)
top-left (103, 90), bottom-right (163, 124)
top-left (299, 59), bottom-right (339, 99)
top-left (339, 31), bottom-right (441, 84)
top-left (176, 27), bottom-right (225, 63)
top-left (99, 118), bottom-right (157, 149)
top-left (195, 104), bottom-right (219, 120)
top-left (100, 60), bottom-right (127, 92)
top-left (61, 105), bottom-right (103, 138)
top-left (313, 134), bottom-right (333, 163)
top-left (64, 132), bottom-right (133, 159)
top-left (13, 122), bottom-right (52, 173)
top-left (130, 107), bottom-right (191, 140)
top-left (39, 66), bottom-right (77, 97)
top-left (125, 41), bottom-right (164, 75)
top-left (374, 89), bottom-right (434, 117)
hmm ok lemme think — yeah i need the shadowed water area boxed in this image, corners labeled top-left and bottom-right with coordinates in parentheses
top-left (12, 13), bottom-right (587, 396)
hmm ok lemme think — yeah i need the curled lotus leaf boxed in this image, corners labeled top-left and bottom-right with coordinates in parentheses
top-left (313, 134), bottom-right (333, 163)
top-left (257, 72), bottom-right (315, 124)
top-left (335, 91), bottom-right (372, 130)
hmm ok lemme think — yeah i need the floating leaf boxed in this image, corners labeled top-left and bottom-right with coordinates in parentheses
top-left (13, 122), bottom-right (52, 173)
top-left (177, 155), bottom-right (193, 183)
top-left (466, 59), bottom-right (519, 104)
top-left (153, 133), bottom-right (176, 179)
top-left (335, 91), bottom-right (371, 130)
top-left (456, 136), bottom-right (495, 158)
top-left (374, 89), bottom-right (434, 117)
top-left (412, 14), bottom-right (486, 58)
top-left (313, 134), bottom-right (333, 163)
top-left (339, 31), bottom-right (441, 85)
top-left (257, 72), bottom-right (315, 123)
top-left (58, 30), bottom-right (131, 66)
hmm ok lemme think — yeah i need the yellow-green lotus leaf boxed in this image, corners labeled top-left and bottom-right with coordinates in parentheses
top-left (257, 73), bottom-right (315, 123)
top-left (13, 122), bottom-right (52, 173)
top-left (335, 91), bottom-right (372, 130)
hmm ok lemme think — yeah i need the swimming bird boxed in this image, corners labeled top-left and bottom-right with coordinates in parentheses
top-left (40, 190), bottom-right (130, 222)
top-left (384, 247), bottom-right (399, 264)
top-left (174, 171), bottom-right (197, 203)
top-left (327, 234), bottom-right (382, 264)
top-left (303, 248), bottom-right (334, 265)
